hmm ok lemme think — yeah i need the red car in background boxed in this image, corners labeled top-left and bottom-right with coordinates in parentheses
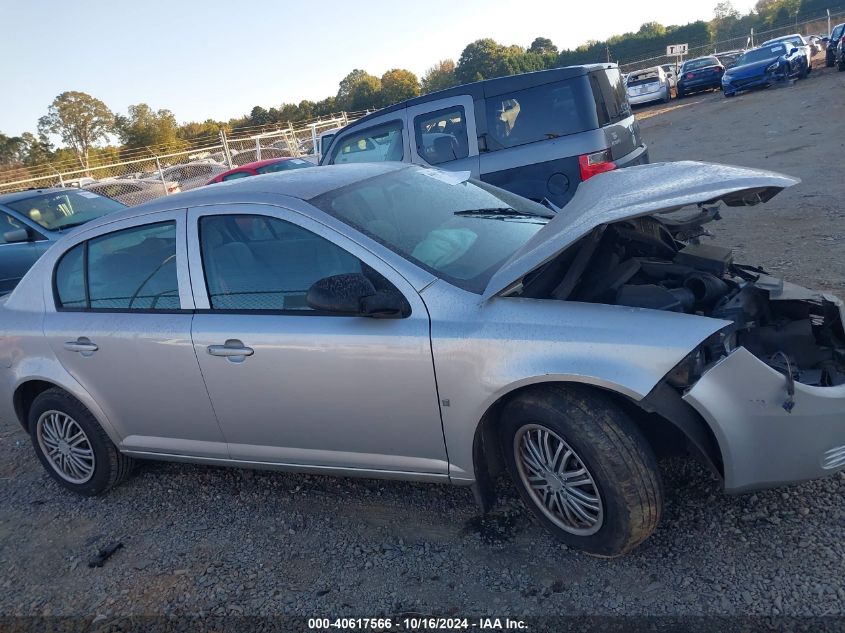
top-left (206, 157), bottom-right (313, 184)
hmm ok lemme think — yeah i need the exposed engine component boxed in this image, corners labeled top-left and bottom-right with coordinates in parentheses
top-left (520, 204), bottom-right (845, 387)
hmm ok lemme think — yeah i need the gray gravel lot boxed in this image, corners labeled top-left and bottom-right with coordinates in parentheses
top-left (1, 61), bottom-right (844, 622)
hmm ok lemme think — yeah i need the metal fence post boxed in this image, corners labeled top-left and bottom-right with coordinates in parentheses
top-left (219, 129), bottom-right (233, 168)
top-left (154, 155), bottom-right (168, 195)
top-left (255, 137), bottom-right (261, 161)
top-left (49, 165), bottom-right (65, 188)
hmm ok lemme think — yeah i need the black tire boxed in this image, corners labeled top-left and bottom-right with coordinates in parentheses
top-left (826, 55), bottom-right (835, 68)
top-left (500, 384), bottom-right (662, 557)
top-left (839, 59), bottom-right (845, 72)
top-left (799, 60), bottom-right (809, 79)
top-left (29, 387), bottom-right (134, 496)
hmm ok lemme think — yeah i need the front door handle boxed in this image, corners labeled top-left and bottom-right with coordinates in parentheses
top-left (207, 339), bottom-right (254, 362)
top-left (64, 338), bottom-right (98, 355)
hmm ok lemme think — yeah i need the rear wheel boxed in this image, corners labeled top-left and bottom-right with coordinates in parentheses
top-left (29, 388), bottom-right (134, 496)
top-left (500, 385), bottom-right (662, 557)
top-left (839, 57), bottom-right (845, 71)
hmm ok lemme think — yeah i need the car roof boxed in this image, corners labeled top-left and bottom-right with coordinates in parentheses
top-left (763, 34), bottom-right (802, 43)
top-left (77, 163), bottom-right (410, 230)
top-left (0, 188), bottom-right (70, 204)
top-left (348, 64), bottom-right (616, 129)
top-left (683, 56), bottom-right (719, 63)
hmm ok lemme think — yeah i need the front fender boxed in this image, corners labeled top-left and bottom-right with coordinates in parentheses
top-left (422, 282), bottom-right (728, 481)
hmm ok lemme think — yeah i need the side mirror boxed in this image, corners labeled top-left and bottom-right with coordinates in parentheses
top-left (306, 273), bottom-right (407, 318)
top-left (790, 47), bottom-right (799, 55)
top-left (3, 228), bottom-right (31, 244)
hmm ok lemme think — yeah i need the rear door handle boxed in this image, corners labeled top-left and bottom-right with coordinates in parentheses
top-left (64, 338), bottom-right (98, 354)
top-left (207, 340), bottom-right (254, 361)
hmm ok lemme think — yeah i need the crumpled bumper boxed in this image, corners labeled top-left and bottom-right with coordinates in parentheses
top-left (683, 346), bottom-right (845, 492)
top-left (722, 72), bottom-right (785, 93)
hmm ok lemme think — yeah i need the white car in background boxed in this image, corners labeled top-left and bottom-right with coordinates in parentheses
top-left (83, 178), bottom-right (180, 207)
top-left (625, 66), bottom-right (675, 105)
top-left (161, 162), bottom-right (228, 191)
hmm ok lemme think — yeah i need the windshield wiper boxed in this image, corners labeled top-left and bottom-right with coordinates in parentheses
top-left (454, 207), bottom-right (527, 216)
top-left (53, 221), bottom-right (88, 231)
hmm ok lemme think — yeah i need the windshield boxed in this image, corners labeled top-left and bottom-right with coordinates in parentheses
top-left (833, 24), bottom-right (845, 39)
top-left (737, 44), bottom-right (785, 66)
top-left (6, 189), bottom-right (125, 231)
top-left (683, 57), bottom-right (719, 71)
top-left (310, 168), bottom-right (551, 293)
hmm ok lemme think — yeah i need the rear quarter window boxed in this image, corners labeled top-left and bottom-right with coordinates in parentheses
top-left (590, 68), bottom-right (631, 126)
top-left (483, 77), bottom-right (596, 151)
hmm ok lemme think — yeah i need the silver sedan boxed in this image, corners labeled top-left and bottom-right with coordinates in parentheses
top-left (1, 162), bottom-right (843, 557)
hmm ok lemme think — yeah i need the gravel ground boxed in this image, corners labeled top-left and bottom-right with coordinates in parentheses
top-left (1, 57), bottom-right (844, 623)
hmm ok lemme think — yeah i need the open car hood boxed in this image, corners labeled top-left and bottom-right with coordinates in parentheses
top-left (482, 161), bottom-right (799, 301)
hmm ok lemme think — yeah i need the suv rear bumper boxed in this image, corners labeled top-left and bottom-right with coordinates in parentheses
top-left (615, 143), bottom-right (649, 169)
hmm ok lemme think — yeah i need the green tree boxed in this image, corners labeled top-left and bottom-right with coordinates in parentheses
top-left (115, 103), bottom-right (181, 151)
top-left (0, 133), bottom-right (25, 165)
top-left (20, 132), bottom-right (54, 166)
top-left (529, 36), bottom-right (558, 56)
top-left (421, 59), bottom-right (460, 94)
top-left (178, 119), bottom-right (223, 143)
top-left (456, 38), bottom-right (510, 83)
top-left (380, 68), bottom-right (420, 105)
top-left (337, 69), bottom-right (379, 109)
top-left (37, 91), bottom-right (114, 170)
top-left (343, 73), bottom-right (382, 111)
top-left (248, 105), bottom-right (272, 126)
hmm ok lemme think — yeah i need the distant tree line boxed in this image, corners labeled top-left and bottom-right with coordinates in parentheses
top-left (2, 0), bottom-right (843, 178)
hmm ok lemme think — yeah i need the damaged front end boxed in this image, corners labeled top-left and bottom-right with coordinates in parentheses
top-left (518, 207), bottom-right (845, 391)
top-left (486, 162), bottom-right (845, 491)
top-left (516, 204), bottom-right (845, 491)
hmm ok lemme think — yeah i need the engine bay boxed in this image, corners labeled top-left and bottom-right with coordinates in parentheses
top-left (519, 205), bottom-right (845, 387)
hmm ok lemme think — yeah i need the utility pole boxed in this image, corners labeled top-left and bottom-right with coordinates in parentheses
top-left (828, 9), bottom-right (832, 35)
top-left (606, 42), bottom-right (611, 63)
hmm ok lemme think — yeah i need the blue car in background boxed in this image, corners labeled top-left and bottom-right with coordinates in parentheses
top-left (0, 188), bottom-right (125, 293)
top-left (721, 43), bottom-right (804, 97)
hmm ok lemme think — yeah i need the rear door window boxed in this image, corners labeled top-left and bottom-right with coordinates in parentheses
top-left (413, 107), bottom-right (469, 165)
top-left (483, 79), bottom-right (594, 151)
top-left (55, 222), bottom-right (180, 310)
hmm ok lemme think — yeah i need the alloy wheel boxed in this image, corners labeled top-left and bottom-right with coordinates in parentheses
top-left (514, 424), bottom-right (604, 536)
top-left (36, 410), bottom-right (96, 484)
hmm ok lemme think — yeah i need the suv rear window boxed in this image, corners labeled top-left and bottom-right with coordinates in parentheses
top-left (483, 78), bottom-right (595, 151)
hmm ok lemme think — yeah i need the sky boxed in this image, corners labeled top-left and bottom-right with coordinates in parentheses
top-left (0, 0), bottom-right (758, 137)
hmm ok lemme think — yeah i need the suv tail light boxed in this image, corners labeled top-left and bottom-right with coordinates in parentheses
top-left (579, 149), bottom-right (616, 181)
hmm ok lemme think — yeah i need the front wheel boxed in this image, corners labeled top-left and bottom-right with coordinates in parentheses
top-left (500, 385), bottom-right (662, 557)
top-left (29, 388), bottom-right (134, 496)
top-left (839, 58), bottom-right (845, 71)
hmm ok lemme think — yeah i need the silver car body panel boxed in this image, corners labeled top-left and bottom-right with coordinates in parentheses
top-left (482, 161), bottom-right (800, 300)
top-left (684, 347), bottom-right (845, 492)
top-left (419, 279), bottom-right (729, 480)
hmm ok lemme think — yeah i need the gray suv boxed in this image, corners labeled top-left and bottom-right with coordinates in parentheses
top-left (321, 65), bottom-right (648, 208)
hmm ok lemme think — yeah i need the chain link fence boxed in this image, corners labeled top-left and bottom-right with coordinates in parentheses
top-left (0, 112), bottom-right (366, 207)
top-left (619, 8), bottom-right (845, 73)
